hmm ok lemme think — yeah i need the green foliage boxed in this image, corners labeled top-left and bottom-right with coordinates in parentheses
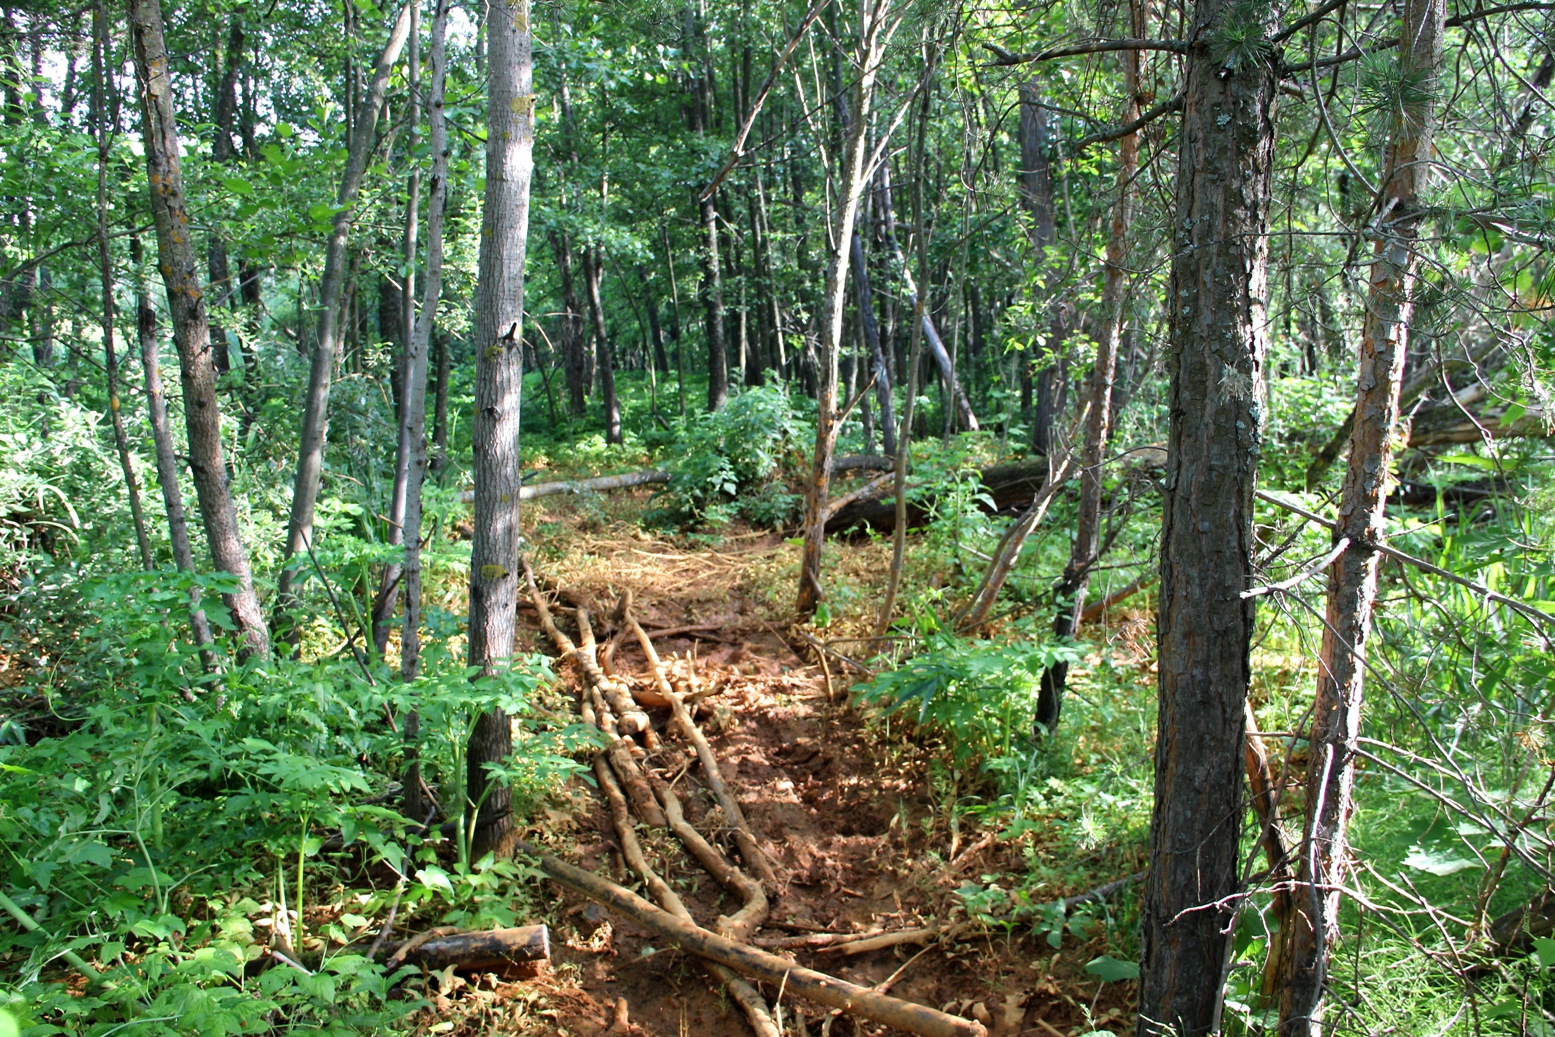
top-left (0, 572), bottom-right (584, 1035)
top-left (855, 626), bottom-right (1084, 773)
top-left (648, 384), bottom-right (812, 528)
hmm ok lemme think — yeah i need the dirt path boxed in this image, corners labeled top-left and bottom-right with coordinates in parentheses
top-left (422, 509), bottom-right (1134, 1036)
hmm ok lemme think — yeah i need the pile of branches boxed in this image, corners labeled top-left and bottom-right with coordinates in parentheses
top-left (517, 558), bottom-right (988, 1037)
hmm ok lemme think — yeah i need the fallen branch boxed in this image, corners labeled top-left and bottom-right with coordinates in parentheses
top-left (385, 925), bottom-right (550, 973)
top-left (1078, 574), bottom-right (1154, 622)
top-left (515, 841), bottom-right (989, 1037)
top-left (522, 560), bottom-right (667, 826)
top-left (458, 469), bottom-right (669, 503)
top-left (625, 612), bottom-right (780, 891)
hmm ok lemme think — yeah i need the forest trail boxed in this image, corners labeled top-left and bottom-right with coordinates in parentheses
top-left (419, 498), bottom-right (1136, 1037)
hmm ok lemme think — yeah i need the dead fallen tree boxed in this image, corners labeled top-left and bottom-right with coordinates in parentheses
top-left (825, 457), bottom-right (1052, 536)
top-left (1407, 396), bottom-right (1551, 447)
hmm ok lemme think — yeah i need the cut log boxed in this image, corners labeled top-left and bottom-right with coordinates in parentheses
top-left (387, 924), bottom-right (550, 973)
top-left (458, 469), bottom-right (669, 503)
top-left (825, 458), bottom-right (1052, 536)
top-left (515, 841), bottom-right (988, 1037)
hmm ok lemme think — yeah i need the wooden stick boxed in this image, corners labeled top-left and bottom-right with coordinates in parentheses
top-left (387, 925), bottom-right (550, 973)
top-left (594, 730), bottom-right (780, 1037)
top-left (522, 560), bottom-right (666, 826)
top-left (625, 613), bottom-right (780, 890)
top-left (515, 841), bottom-right (988, 1037)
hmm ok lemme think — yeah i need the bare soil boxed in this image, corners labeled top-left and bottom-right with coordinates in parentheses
top-left (407, 502), bottom-right (1137, 1036)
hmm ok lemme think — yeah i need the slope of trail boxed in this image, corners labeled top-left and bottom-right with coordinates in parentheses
top-left (420, 499), bottom-right (1139, 1036)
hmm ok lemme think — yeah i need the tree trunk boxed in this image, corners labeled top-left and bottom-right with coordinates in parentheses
top-left (875, 161), bottom-right (979, 432)
top-left (700, 191), bottom-right (729, 411)
top-left (129, 0), bottom-right (271, 659)
top-left (274, 2), bottom-right (413, 648)
top-left (1138, 0), bottom-right (1279, 1030)
top-left (639, 266), bottom-right (670, 375)
top-left (399, 0), bottom-right (450, 827)
top-left (465, 0), bottom-right (534, 863)
top-left (583, 245), bottom-right (622, 444)
top-left (1037, 0), bottom-right (1141, 733)
top-left (852, 177), bottom-right (895, 459)
top-left (1277, 0), bottom-right (1444, 1029)
top-left (552, 230), bottom-right (588, 417)
top-left (134, 237), bottom-right (215, 651)
top-left (94, 0), bottom-right (153, 572)
top-left (206, 18), bottom-right (244, 377)
top-left (795, 0), bottom-right (889, 617)
top-left (371, 1), bottom-right (425, 659)
top-left (431, 328), bottom-right (451, 475)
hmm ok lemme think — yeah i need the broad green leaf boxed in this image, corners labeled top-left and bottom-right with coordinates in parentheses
top-left (1085, 955), bottom-right (1140, 982)
top-left (1402, 845), bottom-right (1481, 876)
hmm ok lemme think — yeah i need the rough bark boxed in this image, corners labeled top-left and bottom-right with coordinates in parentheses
top-left (1137, 1), bottom-right (1279, 1032)
top-left (134, 238), bottom-right (215, 650)
top-left (274, 2), bottom-right (412, 647)
top-left (129, 0), bottom-right (270, 658)
top-left (465, 0), bottom-right (535, 863)
top-left (795, 0), bottom-right (889, 617)
top-left (1277, 0), bottom-right (1444, 1029)
top-left (1038, 0), bottom-right (1141, 732)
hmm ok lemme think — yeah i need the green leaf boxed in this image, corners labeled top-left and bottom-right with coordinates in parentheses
top-left (415, 865), bottom-right (456, 899)
top-left (1532, 936), bottom-right (1555, 968)
top-left (1402, 844), bottom-right (1481, 876)
top-left (1435, 453), bottom-right (1497, 470)
top-left (222, 176), bottom-right (252, 196)
top-left (1084, 955), bottom-right (1140, 982)
top-left (0, 1007), bottom-right (18, 1037)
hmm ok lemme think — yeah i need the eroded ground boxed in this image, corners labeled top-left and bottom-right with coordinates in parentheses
top-left (407, 503), bottom-right (1139, 1036)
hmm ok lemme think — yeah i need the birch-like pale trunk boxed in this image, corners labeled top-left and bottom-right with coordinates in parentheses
top-left (465, 0), bottom-right (535, 863)
top-left (129, 0), bottom-right (270, 659)
top-left (274, 3), bottom-right (412, 647)
top-left (795, 0), bottom-right (891, 617)
top-left (1277, 0), bottom-right (1444, 1029)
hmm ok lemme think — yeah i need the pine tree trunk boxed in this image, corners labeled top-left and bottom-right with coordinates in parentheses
top-left (1276, 0), bottom-right (1443, 1029)
top-left (1138, 0), bottom-right (1279, 1029)
top-left (274, 2), bottom-right (413, 647)
top-left (129, 0), bottom-right (269, 658)
top-left (465, 0), bottom-right (534, 863)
